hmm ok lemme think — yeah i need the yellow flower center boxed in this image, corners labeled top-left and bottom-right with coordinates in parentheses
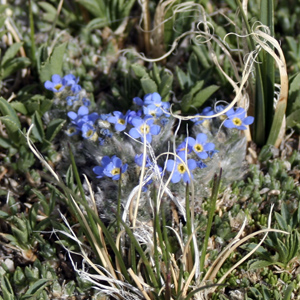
top-left (177, 163), bottom-right (186, 174)
top-left (140, 124), bottom-right (150, 134)
top-left (68, 127), bottom-right (76, 134)
top-left (86, 130), bottom-right (94, 137)
top-left (118, 119), bottom-right (125, 125)
top-left (194, 144), bottom-right (203, 152)
top-left (233, 118), bottom-right (242, 126)
top-left (54, 83), bottom-right (63, 90)
top-left (111, 168), bottom-right (120, 175)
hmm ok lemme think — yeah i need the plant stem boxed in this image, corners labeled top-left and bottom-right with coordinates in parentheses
top-left (28, 0), bottom-right (36, 67)
top-left (200, 169), bottom-right (222, 276)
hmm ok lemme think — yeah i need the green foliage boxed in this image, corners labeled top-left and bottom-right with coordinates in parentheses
top-left (286, 72), bottom-right (300, 128)
top-left (0, 43), bottom-right (31, 81)
top-left (39, 42), bottom-right (67, 82)
top-left (78, 0), bottom-right (135, 30)
top-left (0, 96), bottom-right (65, 173)
top-left (131, 62), bottom-right (174, 101)
top-left (175, 51), bottom-right (219, 113)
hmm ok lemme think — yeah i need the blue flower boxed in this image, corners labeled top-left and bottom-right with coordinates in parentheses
top-left (93, 156), bottom-right (112, 178)
top-left (197, 160), bottom-right (207, 169)
top-left (129, 117), bottom-right (161, 143)
top-left (176, 141), bottom-right (193, 154)
top-left (100, 128), bottom-right (112, 138)
top-left (107, 111), bottom-right (129, 131)
top-left (133, 97), bottom-right (144, 106)
top-left (143, 92), bottom-right (170, 116)
top-left (82, 97), bottom-right (91, 107)
top-left (166, 152), bottom-right (197, 183)
top-left (186, 133), bottom-right (215, 159)
top-left (65, 126), bottom-right (79, 136)
top-left (143, 104), bottom-right (163, 118)
top-left (224, 107), bottom-right (254, 130)
top-left (81, 123), bottom-right (97, 140)
top-left (44, 74), bottom-right (65, 92)
top-left (103, 156), bottom-right (128, 180)
top-left (66, 94), bottom-right (80, 106)
top-left (134, 153), bottom-right (152, 167)
top-left (68, 106), bottom-right (89, 127)
top-left (62, 74), bottom-right (82, 94)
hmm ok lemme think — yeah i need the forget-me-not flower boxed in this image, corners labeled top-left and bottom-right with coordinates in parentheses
top-left (44, 74), bottom-right (65, 92)
top-left (103, 156), bottom-right (128, 180)
top-left (186, 133), bottom-right (215, 159)
top-left (129, 116), bottom-right (161, 143)
top-left (224, 107), bottom-right (254, 130)
top-left (93, 156), bottom-right (112, 178)
top-left (166, 152), bottom-right (197, 184)
top-left (107, 111), bottom-right (129, 131)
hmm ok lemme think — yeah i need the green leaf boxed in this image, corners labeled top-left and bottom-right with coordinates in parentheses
top-left (289, 72), bottom-right (300, 94)
top-left (45, 118), bottom-right (65, 142)
top-left (0, 210), bottom-right (9, 218)
top-left (248, 259), bottom-right (275, 270)
top-left (38, 2), bottom-right (57, 22)
top-left (77, 0), bottom-right (107, 19)
top-left (0, 97), bottom-right (21, 127)
top-left (191, 85), bottom-right (219, 109)
top-left (140, 76), bottom-right (158, 94)
top-left (86, 17), bottom-right (109, 31)
top-left (23, 279), bottom-right (50, 297)
top-left (0, 115), bottom-right (20, 132)
top-left (275, 211), bottom-right (289, 232)
top-left (0, 275), bottom-right (14, 300)
top-left (131, 63), bottom-right (147, 78)
top-left (0, 136), bottom-right (12, 149)
top-left (2, 57), bottom-right (31, 79)
top-left (159, 73), bottom-right (173, 100)
top-left (10, 101), bottom-right (28, 115)
top-left (31, 111), bottom-right (45, 143)
top-left (283, 283), bottom-right (295, 300)
top-left (39, 42), bottom-right (67, 82)
top-left (176, 66), bottom-right (189, 90)
top-left (1, 42), bottom-right (23, 66)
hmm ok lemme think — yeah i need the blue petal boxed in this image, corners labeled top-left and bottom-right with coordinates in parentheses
top-left (188, 159), bottom-right (197, 170)
top-left (51, 74), bottom-right (61, 83)
top-left (204, 143), bottom-right (215, 151)
top-left (107, 116), bottom-right (117, 124)
top-left (166, 160), bottom-right (175, 172)
top-left (196, 133), bottom-right (207, 144)
top-left (183, 172), bottom-right (192, 183)
top-left (150, 124), bottom-right (161, 135)
top-left (129, 128), bottom-right (141, 139)
top-left (171, 172), bottom-right (182, 183)
top-left (196, 151), bottom-right (208, 159)
top-left (243, 116), bottom-right (254, 125)
top-left (224, 119), bottom-right (235, 129)
top-left (186, 137), bottom-right (196, 147)
top-left (131, 117), bottom-right (143, 127)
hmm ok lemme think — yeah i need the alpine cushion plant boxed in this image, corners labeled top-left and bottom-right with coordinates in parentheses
top-left (166, 152), bottom-right (197, 183)
top-left (224, 107), bottom-right (254, 130)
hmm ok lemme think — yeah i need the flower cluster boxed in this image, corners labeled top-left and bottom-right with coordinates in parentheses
top-left (165, 133), bottom-right (216, 183)
top-left (44, 74), bottom-right (90, 108)
top-left (45, 74), bottom-right (254, 189)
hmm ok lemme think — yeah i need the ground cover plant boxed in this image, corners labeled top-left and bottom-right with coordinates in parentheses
top-left (1, 0), bottom-right (300, 299)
